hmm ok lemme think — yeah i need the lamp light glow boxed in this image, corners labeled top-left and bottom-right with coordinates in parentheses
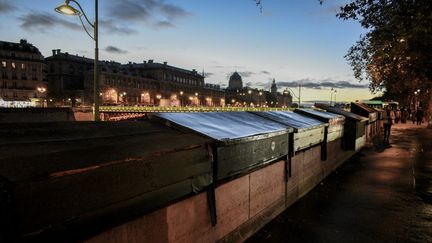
top-left (55, 3), bottom-right (81, 16)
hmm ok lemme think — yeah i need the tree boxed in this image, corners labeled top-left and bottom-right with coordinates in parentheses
top-left (337, 0), bottom-right (432, 126)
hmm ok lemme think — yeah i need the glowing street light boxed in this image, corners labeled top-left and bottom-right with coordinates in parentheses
top-left (55, 0), bottom-right (100, 121)
top-left (37, 87), bottom-right (46, 93)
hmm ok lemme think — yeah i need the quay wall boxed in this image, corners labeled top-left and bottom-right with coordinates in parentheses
top-left (87, 138), bottom-right (356, 243)
top-left (0, 108), bottom-right (76, 122)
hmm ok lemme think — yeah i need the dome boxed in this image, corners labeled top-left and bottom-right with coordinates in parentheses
top-left (228, 72), bottom-right (243, 89)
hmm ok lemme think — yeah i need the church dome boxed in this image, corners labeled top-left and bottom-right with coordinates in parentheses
top-left (228, 72), bottom-right (243, 89)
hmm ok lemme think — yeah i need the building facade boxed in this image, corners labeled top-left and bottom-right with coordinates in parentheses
top-left (46, 51), bottom-right (225, 107)
top-left (0, 39), bottom-right (46, 107)
top-left (225, 72), bottom-right (292, 107)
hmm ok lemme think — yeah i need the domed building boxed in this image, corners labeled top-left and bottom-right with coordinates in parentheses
top-left (228, 72), bottom-right (243, 90)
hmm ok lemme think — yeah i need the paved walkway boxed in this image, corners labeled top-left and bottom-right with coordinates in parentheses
top-left (247, 123), bottom-right (432, 243)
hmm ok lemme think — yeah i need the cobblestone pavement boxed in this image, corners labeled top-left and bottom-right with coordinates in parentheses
top-left (247, 123), bottom-right (432, 243)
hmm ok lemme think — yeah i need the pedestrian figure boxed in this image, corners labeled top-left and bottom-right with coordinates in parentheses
top-left (401, 108), bottom-right (408, 123)
top-left (395, 109), bottom-right (401, 123)
top-left (412, 110), bottom-right (417, 124)
top-left (407, 107), bottom-right (411, 120)
top-left (416, 108), bottom-right (424, 125)
top-left (383, 106), bottom-right (395, 143)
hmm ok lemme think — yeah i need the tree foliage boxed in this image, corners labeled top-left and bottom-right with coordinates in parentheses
top-left (337, 0), bottom-right (432, 101)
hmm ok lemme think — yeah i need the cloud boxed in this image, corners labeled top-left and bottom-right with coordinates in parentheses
top-left (203, 72), bottom-right (214, 78)
top-left (0, 0), bottom-right (15, 13)
top-left (277, 78), bottom-right (368, 89)
top-left (19, 12), bottom-right (81, 32)
top-left (260, 70), bottom-right (271, 75)
top-left (226, 71), bottom-right (255, 79)
top-left (100, 19), bottom-right (137, 35)
top-left (107, 0), bottom-right (191, 28)
top-left (105, 46), bottom-right (128, 54)
top-left (238, 71), bottom-right (255, 77)
top-left (245, 82), bottom-right (253, 87)
top-left (213, 64), bottom-right (245, 69)
top-left (159, 4), bottom-right (191, 19)
top-left (155, 20), bottom-right (175, 29)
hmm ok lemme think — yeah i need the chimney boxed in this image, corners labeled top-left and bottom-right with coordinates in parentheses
top-left (163, 62), bottom-right (167, 65)
top-left (20, 39), bottom-right (27, 45)
top-left (148, 59), bottom-right (153, 64)
top-left (52, 50), bottom-right (56, 56)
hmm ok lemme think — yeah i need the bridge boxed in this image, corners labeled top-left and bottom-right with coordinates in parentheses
top-left (99, 105), bottom-right (293, 121)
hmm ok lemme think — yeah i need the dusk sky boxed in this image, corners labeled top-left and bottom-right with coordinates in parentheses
top-left (0, 0), bottom-right (377, 102)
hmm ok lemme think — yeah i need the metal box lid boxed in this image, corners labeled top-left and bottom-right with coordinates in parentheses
top-left (315, 103), bottom-right (368, 123)
top-left (294, 108), bottom-right (345, 126)
top-left (153, 112), bottom-right (290, 181)
top-left (0, 121), bottom-right (213, 239)
top-left (154, 112), bottom-right (292, 143)
top-left (351, 102), bottom-right (378, 122)
top-left (251, 111), bottom-right (327, 133)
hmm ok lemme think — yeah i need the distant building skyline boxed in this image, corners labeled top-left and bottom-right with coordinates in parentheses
top-left (0, 0), bottom-right (377, 101)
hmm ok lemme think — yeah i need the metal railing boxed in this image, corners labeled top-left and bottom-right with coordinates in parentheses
top-left (100, 106), bottom-right (293, 113)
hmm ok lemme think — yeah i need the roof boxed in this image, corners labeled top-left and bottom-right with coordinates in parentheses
top-left (45, 52), bottom-right (95, 64)
top-left (351, 102), bottom-right (377, 113)
top-left (251, 111), bottom-right (327, 132)
top-left (229, 72), bottom-right (242, 82)
top-left (126, 62), bottom-right (204, 78)
top-left (362, 100), bottom-right (384, 105)
top-left (153, 112), bottom-right (290, 142)
top-left (0, 121), bottom-right (211, 182)
top-left (294, 108), bottom-right (345, 124)
top-left (0, 39), bottom-right (42, 55)
top-left (315, 103), bottom-right (368, 122)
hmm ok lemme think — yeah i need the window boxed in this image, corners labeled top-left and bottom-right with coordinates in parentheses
top-left (1, 72), bottom-right (7, 79)
top-left (1, 81), bottom-right (6, 88)
top-left (1, 61), bottom-right (6, 68)
top-left (21, 63), bottom-right (26, 70)
top-left (11, 62), bottom-right (16, 69)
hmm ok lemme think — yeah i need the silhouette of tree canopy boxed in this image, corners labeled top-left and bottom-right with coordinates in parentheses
top-left (337, 0), bottom-right (432, 111)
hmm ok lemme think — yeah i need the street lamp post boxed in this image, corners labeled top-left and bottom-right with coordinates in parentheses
top-left (333, 90), bottom-right (337, 106)
top-left (330, 88), bottom-right (334, 106)
top-left (55, 0), bottom-right (99, 121)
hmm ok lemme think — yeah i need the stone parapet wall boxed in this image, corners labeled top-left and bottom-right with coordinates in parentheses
top-left (87, 138), bottom-right (355, 243)
top-left (0, 108), bottom-right (75, 122)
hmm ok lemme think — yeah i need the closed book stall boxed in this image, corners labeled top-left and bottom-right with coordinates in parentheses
top-left (251, 111), bottom-right (327, 154)
top-left (315, 104), bottom-right (368, 151)
top-left (0, 121), bottom-right (213, 241)
top-left (153, 112), bottom-right (291, 181)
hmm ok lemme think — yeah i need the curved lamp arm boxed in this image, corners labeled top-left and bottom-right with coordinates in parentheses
top-left (67, 0), bottom-right (94, 28)
top-left (285, 87), bottom-right (300, 99)
top-left (65, 0), bottom-right (95, 40)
